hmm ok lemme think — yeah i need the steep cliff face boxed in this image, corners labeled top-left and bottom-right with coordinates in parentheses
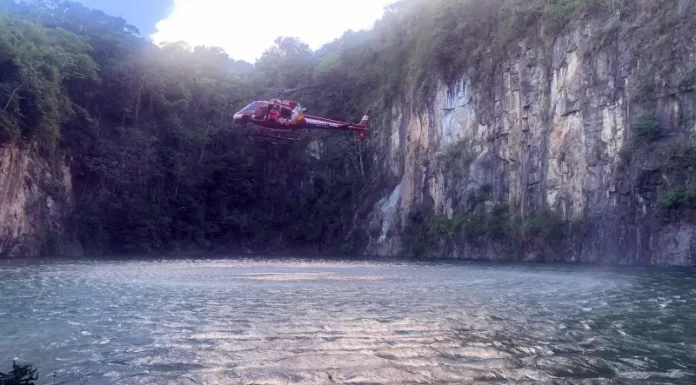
top-left (0, 144), bottom-right (77, 258)
top-left (367, 4), bottom-right (696, 266)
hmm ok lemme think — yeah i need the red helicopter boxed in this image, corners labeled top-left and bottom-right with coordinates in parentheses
top-left (233, 87), bottom-right (370, 143)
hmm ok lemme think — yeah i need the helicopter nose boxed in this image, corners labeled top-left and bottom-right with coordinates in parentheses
top-left (233, 113), bottom-right (248, 123)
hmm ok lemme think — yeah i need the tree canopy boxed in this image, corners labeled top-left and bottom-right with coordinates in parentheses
top-left (0, 0), bottom-right (378, 254)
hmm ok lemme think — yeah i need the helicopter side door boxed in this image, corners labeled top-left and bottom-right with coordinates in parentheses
top-left (278, 106), bottom-right (293, 125)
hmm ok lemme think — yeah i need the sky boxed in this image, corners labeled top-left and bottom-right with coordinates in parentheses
top-left (150, 0), bottom-right (395, 63)
top-left (75, 0), bottom-right (394, 63)
top-left (75, 0), bottom-right (174, 36)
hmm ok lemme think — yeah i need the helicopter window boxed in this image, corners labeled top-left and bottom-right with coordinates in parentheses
top-left (241, 102), bottom-right (268, 113)
top-left (254, 103), bottom-right (269, 118)
top-left (241, 102), bottom-right (257, 112)
top-left (281, 107), bottom-right (292, 119)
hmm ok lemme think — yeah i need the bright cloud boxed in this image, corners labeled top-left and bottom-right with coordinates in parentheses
top-left (151, 0), bottom-right (395, 63)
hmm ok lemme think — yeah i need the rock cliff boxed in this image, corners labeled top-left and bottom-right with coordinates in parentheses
top-left (367, 3), bottom-right (696, 266)
top-left (0, 144), bottom-right (77, 258)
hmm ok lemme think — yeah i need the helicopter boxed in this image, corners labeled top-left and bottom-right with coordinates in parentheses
top-left (233, 86), bottom-right (370, 143)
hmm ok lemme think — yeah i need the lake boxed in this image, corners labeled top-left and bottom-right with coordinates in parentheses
top-left (1, 258), bottom-right (695, 384)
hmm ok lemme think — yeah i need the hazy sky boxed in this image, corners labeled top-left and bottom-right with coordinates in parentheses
top-left (74, 0), bottom-right (394, 62)
top-left (76, 0), bottom-right (173, 36)
top-left (150, 0), bottom-right (395, 63)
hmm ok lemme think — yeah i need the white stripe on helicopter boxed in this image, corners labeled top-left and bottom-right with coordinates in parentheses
top-left (305, 118), bottom-right (340, 128)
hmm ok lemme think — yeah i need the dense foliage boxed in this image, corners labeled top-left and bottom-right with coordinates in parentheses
top-left (402, 185), bottom-right (589, 260)
top-left (0, 0), bottom-right (377, 254)
top-left (657, 139), bottom-right (696, 221)
top-left (0, 362), bottom-right (37, 385)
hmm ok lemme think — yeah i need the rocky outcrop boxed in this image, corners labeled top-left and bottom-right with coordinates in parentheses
top-left (367, 5), bottom-right (696, 266)
top-left (0, 143), bottom-right (77, 258)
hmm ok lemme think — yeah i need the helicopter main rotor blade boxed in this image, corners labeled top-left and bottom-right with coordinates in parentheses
top-left (274, 84), bottom-right (323, 96)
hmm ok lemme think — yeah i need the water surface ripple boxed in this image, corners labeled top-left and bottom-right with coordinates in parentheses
top-left (1, 258), bottom-right (695, 384)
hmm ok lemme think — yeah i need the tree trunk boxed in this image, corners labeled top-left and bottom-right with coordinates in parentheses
top-left (174, 154), bottom-right (182, 199)
top-left (3, 82), bottom-right (23, 112)
top-left (199, 122), bottom-right (211, 164)
top-left (358, 143), bottom-right (365, 179)
top-left (134, 82), bottom-right (142, 129)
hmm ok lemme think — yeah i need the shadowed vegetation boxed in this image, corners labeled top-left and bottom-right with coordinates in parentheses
top-left (0, 0), bottom-right (373, 255)
top-left (658, 139), bottom-right (696, 221)
top-left (0, 362), bottom-right (37, 385)
top-left (402, 184), bottom-right (590, 260)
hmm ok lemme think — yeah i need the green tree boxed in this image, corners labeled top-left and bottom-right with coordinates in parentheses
top-left (0, 14), bottom-right (98, 144)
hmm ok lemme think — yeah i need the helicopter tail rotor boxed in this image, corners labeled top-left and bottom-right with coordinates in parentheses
top-left (359, 110), bottom-right (371, 128)
top-left (355, 109), bottom-right (371, 141)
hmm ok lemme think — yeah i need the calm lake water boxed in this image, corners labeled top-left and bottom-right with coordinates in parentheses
top-left (0, 258), bottom-right (695, 385)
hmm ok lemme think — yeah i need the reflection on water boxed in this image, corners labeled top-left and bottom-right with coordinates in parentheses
top-left (0, 258), bottom-right (695, 384)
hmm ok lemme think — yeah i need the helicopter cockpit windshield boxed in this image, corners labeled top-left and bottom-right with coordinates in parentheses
top-left (241, 102), bottom-right (267, 112)
top-left (240, 102), bottom-right (270, 120)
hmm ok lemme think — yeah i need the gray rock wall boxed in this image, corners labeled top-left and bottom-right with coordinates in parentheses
top-left (367, 8), bottom-right (696, 266)
top-left (0, 143), bottom-right (77, 257)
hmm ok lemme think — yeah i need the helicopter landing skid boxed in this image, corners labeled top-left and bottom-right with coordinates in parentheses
top-left (247, 131), bottom-right (301, 144)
